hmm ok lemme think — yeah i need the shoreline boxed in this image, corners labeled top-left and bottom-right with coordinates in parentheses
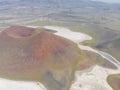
top-left (43, 25), bottom-right (120, 90)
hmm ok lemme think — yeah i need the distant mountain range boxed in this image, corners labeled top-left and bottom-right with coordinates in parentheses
top-left (0, 0), bottom-right (120, 9)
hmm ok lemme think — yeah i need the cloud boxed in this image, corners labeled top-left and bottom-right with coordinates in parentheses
top-left (91, 0), bottom-right (120, 3)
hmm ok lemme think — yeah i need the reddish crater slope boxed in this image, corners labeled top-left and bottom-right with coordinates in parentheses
top-left (0, 26), bottom-right (91, 90)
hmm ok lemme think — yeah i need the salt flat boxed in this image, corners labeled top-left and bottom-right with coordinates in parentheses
top-left (0, 78), bottom-right (46, 90)
top-left (44, 26), bottom-right (92, 43)
top-left (70, 65), bottom-right (120, 90)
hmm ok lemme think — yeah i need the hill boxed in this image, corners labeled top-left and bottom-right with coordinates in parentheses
top-left (0, 26), bottom-right (95, 90)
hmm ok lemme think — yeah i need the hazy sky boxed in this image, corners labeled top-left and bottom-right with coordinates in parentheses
top-left (91, 0), bottom-right (120, 3)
